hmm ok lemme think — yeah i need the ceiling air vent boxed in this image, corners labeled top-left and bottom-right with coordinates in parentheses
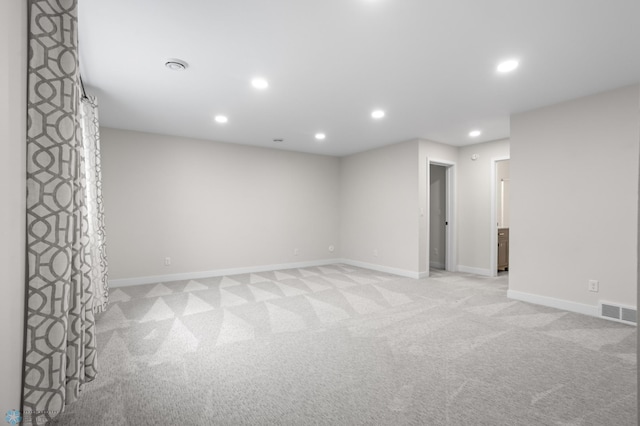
top-left (165, 59), bottom-right (188, 71)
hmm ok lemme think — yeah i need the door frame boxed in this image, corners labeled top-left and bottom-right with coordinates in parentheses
top-left (428, 159), bottom-right (457, 273)
top-left (490, 156), bottom-right (510, 277)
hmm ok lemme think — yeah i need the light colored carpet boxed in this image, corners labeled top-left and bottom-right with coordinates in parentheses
top-left (53, 265), bottom-right (636, 425)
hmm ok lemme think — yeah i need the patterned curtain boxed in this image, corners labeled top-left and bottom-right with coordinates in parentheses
top-left (24, 0), bottom-right (108, 424)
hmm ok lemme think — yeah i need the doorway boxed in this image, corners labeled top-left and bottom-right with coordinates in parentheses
top-left (428, 161), bottom-right (455, 273)
top-left (429, 164), bottom-right (447, 270)
top-left (491, 158), bottom-right (510, 276)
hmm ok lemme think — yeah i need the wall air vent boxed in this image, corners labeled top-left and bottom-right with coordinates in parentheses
top-left (621, 307), bottom-right (637, 323)
top-left (601, 304), bottom-right (620, 320)
top-left (599, 302), bottom-right (637, 325)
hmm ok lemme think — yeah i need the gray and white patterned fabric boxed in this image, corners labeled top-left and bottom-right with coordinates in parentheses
top-left (24, 0), bottom-right (108, 424)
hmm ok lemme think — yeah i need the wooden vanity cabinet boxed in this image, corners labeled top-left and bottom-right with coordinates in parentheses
top-left (497, 228), bottom-right (509, 271)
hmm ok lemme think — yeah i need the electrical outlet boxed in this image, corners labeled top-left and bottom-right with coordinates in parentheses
top-left (588, 279), bottom-right (599, 292)
top-left (328, 245), bottom-right (335, 253)
top-left (164, 257), bottom-right (171, 266)
top-left (373, 249), bottom-right (379, 257)
top-left (293, 248), bottom-right (299, 256)
top-left (434, 248), bottom-right (439, 256)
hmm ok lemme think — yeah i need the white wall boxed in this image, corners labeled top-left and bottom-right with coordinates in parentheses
top-left (338, 138), bottom-right (458, 277)
top-left (339, 140), bottom-right (420, 275)
top-left (105, 133), bottom-right (464, 281)
top-left (509, 85), bottom-right (639, 310)
top-left (102, 128), bottom-right (341, 283)
top-left (0, 0), bottom-right (26, 414)
top-left (457, 139), bottom-right (510, 275)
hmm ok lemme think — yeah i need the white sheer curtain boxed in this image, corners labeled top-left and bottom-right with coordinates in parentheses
top-left (81, 95), bottom-right (109, 313)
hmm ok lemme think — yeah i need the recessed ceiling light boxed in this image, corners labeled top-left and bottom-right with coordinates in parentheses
top-left (469, 130), bottom-right (482, 137)
top-left (315, 133), bottom-right (326, 140)
top-left (251, 78), bottom-right (269, 89)
top-left (214, 115), bottom-right (228, 124)
top-left (371, 110), bottom-right (385, 119)
top-left (165, 59), bottom-right (188, 71)
top-left (497, 59), bottom-right (519, 73)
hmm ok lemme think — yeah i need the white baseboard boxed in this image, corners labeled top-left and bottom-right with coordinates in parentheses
top-left (457, 265), bottom-right (493, 277)
top-left (109, 258), bottom-right (342, 288)
top-left (507, 289), bottom-right (599, 317)
top-left (110, 258), bottom-right (459, 288)
top-left (339, 259), bottom-right (421, 279)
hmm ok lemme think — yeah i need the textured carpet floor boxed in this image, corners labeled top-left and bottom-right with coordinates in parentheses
top-left (53, 265), bottom-right (636, 425)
